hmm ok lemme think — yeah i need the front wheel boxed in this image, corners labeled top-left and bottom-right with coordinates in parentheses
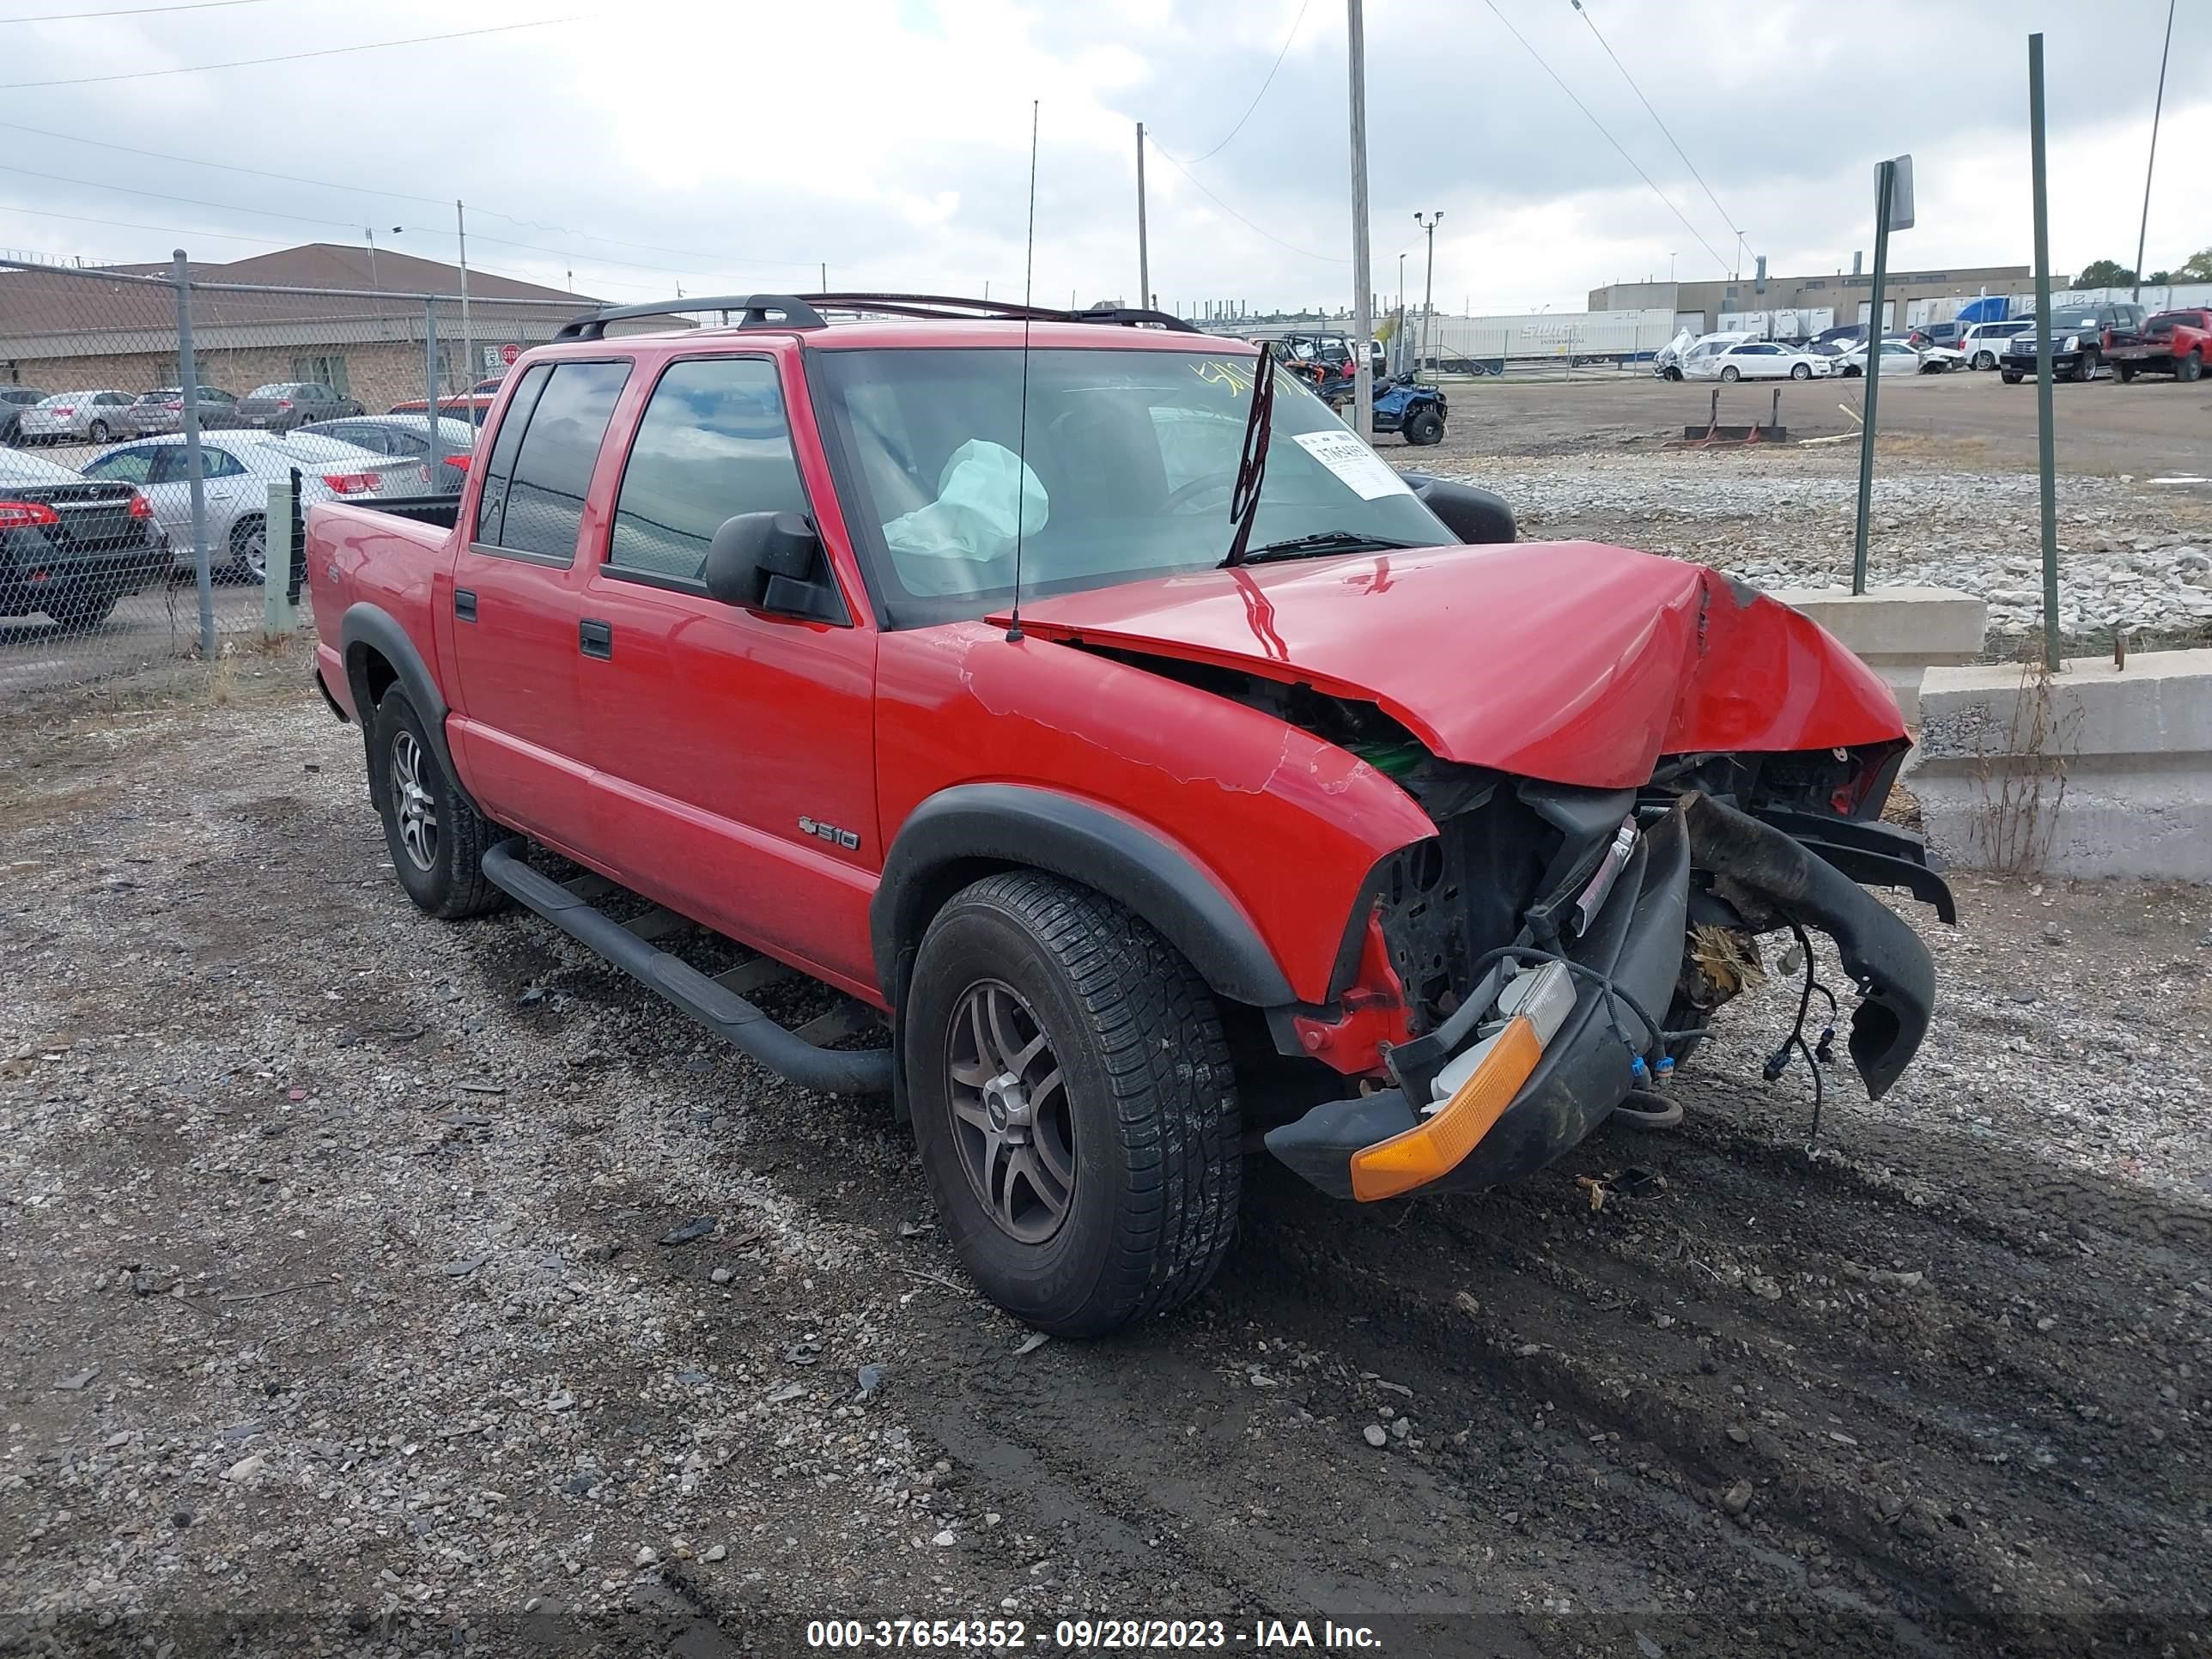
top-left (228, 514), bottom-right (267, 583)
top-left (1402, 407), bottom-right (1444, 446)
top-left (905, 872), bottom-right (1241, 1338)
top-left (1790, 362), bottom-right (1811, 380)
top-left (2002, 371), bottom-right (2024, 384)
top-left (2074, 350), bottom-right (2100, 383)
top-left (368, 689), bottom-right (506, 920)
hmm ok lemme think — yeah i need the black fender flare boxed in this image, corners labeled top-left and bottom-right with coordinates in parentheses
top-left (872, 784), bottom-right (1296, 1011)
top-left (337, 602), bottom-right (476, 810)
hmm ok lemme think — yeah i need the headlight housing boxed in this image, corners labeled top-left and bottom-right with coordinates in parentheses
top-left (2063, 334), bottom-right (2080, 353)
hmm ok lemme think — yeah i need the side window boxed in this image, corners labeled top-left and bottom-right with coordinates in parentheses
top-left (82, 447), bottom-right (155, 484)
top-left (489, 360), bottom-right (630, 562)
top-left (200, 447), bottom-right (247, 479)
top-left (606, 357), bottom-right (810, 582)
top-left (471, 364), bottom-right (551, 547)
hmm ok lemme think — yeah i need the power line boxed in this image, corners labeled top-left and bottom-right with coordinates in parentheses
top-left (1146, 143), bottom-right (1346, 265)
top-left (0, 116), bottom-right (822, 270)
top-left (1569, 0), bottom-right (1745, 268)
top-left (1479, 0), bottom-right (1729, 275)
top-left (0, 15), bottom-right (584, 90)
top-left (1176, 0), bottom-right (1313, 165)
top-left (3, 0), bottom-right (286, 21)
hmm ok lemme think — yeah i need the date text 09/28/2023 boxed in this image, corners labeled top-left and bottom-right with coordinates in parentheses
top-left (804, 1617), bottom-right (1382, 1650)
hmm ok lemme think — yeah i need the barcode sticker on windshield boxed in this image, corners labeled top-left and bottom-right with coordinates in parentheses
top-left (1292, 429), bottom-right (1413, 501)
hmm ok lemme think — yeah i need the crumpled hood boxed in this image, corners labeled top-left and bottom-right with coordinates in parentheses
top-left (993, 540), bottom-right (1905, 790)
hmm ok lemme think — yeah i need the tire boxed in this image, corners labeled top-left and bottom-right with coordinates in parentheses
top-left (905, 872), bottom-right (1241, 1338)
top-left (86, 420), bottom-right (110, 444)
top-left (2002, 371), bottom-right (2024, 385)
top-left (1662, 367), bottom-right (1682, 381)
top-left (2118, 364), bottom-right (2137, 384)
top-left (2074, 350), bottom-right (2100, 383)
top-left (1790, 362), bottom-right (1811, 380)
top-left (2179, 352), bottom-right (2203, 384)
top-left (1973, 351), bottom-right (1995, 370)
top-left (47, 592), bottom-right (115, 630)
top-left (1718, 365), bottom-right (1741, 383)
top-left (368, 688), bottom-right (507, 921)
top-left (1402, 407), bottom-right (1444, 446)
top-left (228, 514), bottom-right (267, 583)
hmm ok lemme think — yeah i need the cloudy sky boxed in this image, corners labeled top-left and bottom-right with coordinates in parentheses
top-left (0, 0), bottom-right (2202, 314)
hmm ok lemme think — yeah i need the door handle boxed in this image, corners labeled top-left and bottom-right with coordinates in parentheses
top-left (454, 587), bottom-right (477, 623)
top-left (579, 617), bottom-right (612, 659)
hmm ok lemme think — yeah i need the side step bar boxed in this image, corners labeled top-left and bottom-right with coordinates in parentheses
top-left (481, 842), bottom-right (894, 1097)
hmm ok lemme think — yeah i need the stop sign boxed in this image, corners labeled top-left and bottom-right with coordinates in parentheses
top-left (499, 343), bottom-right (520, 366)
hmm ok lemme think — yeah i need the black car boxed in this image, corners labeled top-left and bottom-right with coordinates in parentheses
top-left (0, 386), bottom-right (50, 447)
top-left (0, 447), bottom-right (170, 629)
top-left (2000, 301), bottom-right (2148, 383)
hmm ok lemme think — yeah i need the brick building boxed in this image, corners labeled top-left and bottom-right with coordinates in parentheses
top-left (1, 245), bottom-right (605, 410)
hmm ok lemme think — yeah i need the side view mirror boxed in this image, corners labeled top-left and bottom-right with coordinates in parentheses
top-left (1401, 472), bottom-right (1516, 545)
top-left (702, 510), bottom-right (847, 622)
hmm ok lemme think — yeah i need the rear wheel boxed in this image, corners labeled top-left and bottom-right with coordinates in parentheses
top-left (905, 872), bottom-right (1241, 1338)
top-left (368, 688), bottom-right (506, 920)
top-left (1973, 350), bottom-right (1996, 370)
top-left (86, 420), bottom-right (110, 444)
top-left (2179, 352), bottom-right (2204, 384)
top-left (1718, 365), bottom-right (1741, 383)
top-left (1402, 407), bottom-right (1444, 446)
top-left (2118, 364), bottom-right (2138, 384)
top-left (47, 592), bottom-right (115, 630)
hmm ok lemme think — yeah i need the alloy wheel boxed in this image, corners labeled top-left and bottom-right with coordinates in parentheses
top-left (389, 729), bottom-right (439, 872)
top-left (945, 979), bottom-right (1075, 1245)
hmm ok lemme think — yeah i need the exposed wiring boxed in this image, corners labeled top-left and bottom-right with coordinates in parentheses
top-left (1170, 0), bottom-right (1314, 166)
top-left (1762, 917), bottom-right (1827, 1146)
top-left (0, 15), bottom-right (589, 90)
top-left (1145, 144), bottom-right (1348, 266)
top-left (1460, 945), bottom-right (1668, 1062)
top-left (1477, 0), bottom-right (1730, 275)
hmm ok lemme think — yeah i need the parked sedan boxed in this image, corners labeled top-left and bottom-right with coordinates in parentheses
top-left (1, 386), bottom-right (52, 446)
top-left (16, 389), bottom-right (137, 445)
top-left (0, 446), bottom-right (169, 629)
top-left (1832, 338), bottom-right (1959, 377)
top-left (78, 430), bottom-right (426, 582)
top-left (295, 415), bottom-right (477, 494)
top-left (234, 382), bottom-right (364, 432)
top-left (123, 386), bottom-right (242, 436)
top-left (1684, 340), bottom-right (1832, 381)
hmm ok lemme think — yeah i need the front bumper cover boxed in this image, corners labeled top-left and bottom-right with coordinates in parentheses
top-left (1264, 795), bottom-right (1943, 1201)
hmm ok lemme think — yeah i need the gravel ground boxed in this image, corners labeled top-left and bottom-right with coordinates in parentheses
top-left (3, 662), bottom-right (2209, 1657)
top-left (1420, 448), bottom-right (2212, 654)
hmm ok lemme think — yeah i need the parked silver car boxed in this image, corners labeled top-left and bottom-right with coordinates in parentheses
top-left (77, 430), bottom-right (428, 581)
top-left (122, 386), bottom-right (243, 436)
top-left (1, 386), bottom-right (52, 446)
top-left (17, 390), bottom-right (137, 445)
top-left (295, 415), bottom-right (477, 494)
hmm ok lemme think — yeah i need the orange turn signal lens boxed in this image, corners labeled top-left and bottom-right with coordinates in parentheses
top-left (1348, 1014), bottom-right (1543, 1202)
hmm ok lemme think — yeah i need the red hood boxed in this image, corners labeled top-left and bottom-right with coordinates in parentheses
top-left (994, 541), bottom-right (1905, 790)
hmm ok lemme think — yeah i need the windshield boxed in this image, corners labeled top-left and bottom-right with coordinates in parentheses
top-left (811, 346), bottom-right (1453, 627)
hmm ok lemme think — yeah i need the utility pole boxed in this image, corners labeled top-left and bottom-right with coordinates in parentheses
top-left (2029, 35), bottom-right (2062, 672)
top-left (1135, 122), bottom-right (1151, 316)
top-left (1397, 252), bottom-right (1407, 374)
top-left (1414, 210), bottom-right (1442, 375)
top-left (2132, 0), bottom-right (2176, 302)
top-left (365, 228), bottom-right (380, 291)
top-left (455, 199), bottom-right (472, 395)
top-left (820, 262), bottom-right (828, 291)
top-left (1346, 0), bottom-right (1373, 441)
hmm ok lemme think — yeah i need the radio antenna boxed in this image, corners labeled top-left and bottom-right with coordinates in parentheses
top-left (1006, 98), bottom-right (1040, 644)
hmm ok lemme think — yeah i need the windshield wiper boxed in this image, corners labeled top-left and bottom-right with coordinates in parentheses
top-left (1221, 343), bottom-right (1277, 568)
top-left (1225, 530), bottom-right (1424, 568)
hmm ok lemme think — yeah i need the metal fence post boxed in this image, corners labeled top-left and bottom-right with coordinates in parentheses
top-left (262, 475), bottom-right (296, 638)
top-left (171, 249), bottom-right (215, 659)
top-left (2028, 34), bottom-right (2063, 675)
top-left (1850, 161), bottom-right (1896, 595)
top-left (423, 300), bottom-right (442, 476)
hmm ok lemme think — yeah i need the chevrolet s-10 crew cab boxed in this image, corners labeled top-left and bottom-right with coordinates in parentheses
top-left (306, 292), bottom-right (1951, 1336)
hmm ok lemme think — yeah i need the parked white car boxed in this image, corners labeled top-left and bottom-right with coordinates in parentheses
top-left (17, 390), bottom-right (137, 445)
top-left (1684, 340), bottom-right (1833, 382)
top-left (77, 430), bottom-right (427, 580)
top-left (1832, 338), bottom-right (1962, 377)
top-left (1662, 331), bottom-right (1758, 380)
top-left (1959, 319), bottom-right (2033, 370)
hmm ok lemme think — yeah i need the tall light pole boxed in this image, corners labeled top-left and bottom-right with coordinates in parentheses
top-left (1136, 122), bottom-right (1152, 312)
top-left (1413, 210), bottom-right (1442, 375)
top-left (1346, 0), bottom-right (1373, 441)
top-left (1396, 251), bottom-right (1407, 374)
top-left (2132, 0), bottom-right (2176, 301)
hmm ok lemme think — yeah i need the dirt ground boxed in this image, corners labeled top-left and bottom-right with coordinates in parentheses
top-left (1405, 366), bottom-right (2212, 477)
top-left (3, 662), bottom-right (2209, 1658)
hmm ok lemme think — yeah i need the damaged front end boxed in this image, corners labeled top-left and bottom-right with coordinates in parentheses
top-left (1265, 765), bottom-right (1950, 1203)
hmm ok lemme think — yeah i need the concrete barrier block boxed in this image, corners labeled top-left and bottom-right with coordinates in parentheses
top-left (1906, 647), bottom-right (2212, 880)
top-left (1766, 586), bottom-right (1987, 726)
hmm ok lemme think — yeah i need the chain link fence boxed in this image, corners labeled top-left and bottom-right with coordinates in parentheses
top-left (3, 252), bottom-right (581, 699)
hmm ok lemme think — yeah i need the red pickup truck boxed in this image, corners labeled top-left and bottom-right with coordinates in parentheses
top-left (2108, 308), bottom-right (2211, 382)
top-left (306, 293), bottom-right (1948, 1336)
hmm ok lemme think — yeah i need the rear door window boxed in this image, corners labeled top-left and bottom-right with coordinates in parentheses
top-left (471, 364), bottom-right (550, 548)
top-left (478, 359), bottom-right (630, 563)
top-left (605, 356), bottom-right (810, 583)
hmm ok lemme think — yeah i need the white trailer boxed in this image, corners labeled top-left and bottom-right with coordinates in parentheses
top-left (1425, 307), bottom-right (1677, 370)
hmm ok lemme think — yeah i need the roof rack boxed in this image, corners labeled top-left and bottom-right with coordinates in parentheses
top-left (554, 291), bottom-right (1202, 342)
top-left (555, 295), bottom-right (828, 341)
